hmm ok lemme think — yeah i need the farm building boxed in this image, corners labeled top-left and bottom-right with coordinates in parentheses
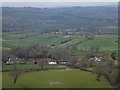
top-left (60, 60), bottom-right (68, 65)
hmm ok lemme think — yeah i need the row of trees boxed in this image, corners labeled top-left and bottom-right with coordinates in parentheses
top-left (2, 44), bottom-right (71, 65)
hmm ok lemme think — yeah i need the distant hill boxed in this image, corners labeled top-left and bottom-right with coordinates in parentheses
top-left (2, 7), bottom-right (118, 32)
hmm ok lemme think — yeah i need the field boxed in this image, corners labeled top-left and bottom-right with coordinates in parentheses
top-left (3, 32), bottom-right (118, 53)
top-left (2, 69), bottom-right (111, 88)
top-left (77, 35), bottom-right (118, 52)
top-left (2, 32), bottom-right (71, 49)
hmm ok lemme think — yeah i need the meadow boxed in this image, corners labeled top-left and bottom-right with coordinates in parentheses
top-left (77, 35), bottom-right (118, 52)
top-left (2, 69), bottom-right (111, 88)
top-left (2, 32), bottom-right (71, 49)
top-left (3, 32), bottom-right (118, 52)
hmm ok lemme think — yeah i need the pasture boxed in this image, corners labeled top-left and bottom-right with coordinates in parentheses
top-left (2, 31), bottom-right (71, 49)
top-left (2, 69), bottom-right (111, 88)
top-left (2, 32), bottom-right (118, 53)
top-left (77, 35), bottom-right (118, 52)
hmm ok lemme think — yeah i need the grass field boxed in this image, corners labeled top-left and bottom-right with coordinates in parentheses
top-left (77, 35), bottom-right (118, 52)
top-left (3, 32), bottom-right (118, 53)
top-left (2, 69), bottom-right (111, 88)
top-left (3, 32), bottom-right (71, 49)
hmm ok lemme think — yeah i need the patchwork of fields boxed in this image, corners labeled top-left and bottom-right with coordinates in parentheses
top-left (3, 32), bottom-right (118, 52)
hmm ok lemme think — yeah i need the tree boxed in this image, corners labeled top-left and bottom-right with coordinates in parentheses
top-left (86, 47), bottom-right (95, 58)
top-left (11, 47), bottom-right (28, 58)
top-left (2, 50), bottom-right (10, 64)
top-left (69, 56), bottom-right (79, 67)
top-left (94, 58), bottom-right (119, 87)
top-left (11, 45), bottom-right (50, 70)
top-left (10, 55), bottom-right (24, 85)
top-left (79, 57), bottom-right (89, 69)
top-left (27, 45), bottom-right (49, 70)
top-left (111, 52), bottom-right (117, 60)
top-left (49, 47), bottom-right (70, 64)
top-left (94, 61), bottom-right (106, 81)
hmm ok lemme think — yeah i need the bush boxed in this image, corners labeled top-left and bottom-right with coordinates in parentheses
top-left (80, 58), bottom-right (89, 69)
top-left (74, 63), bottom-right (80, 69)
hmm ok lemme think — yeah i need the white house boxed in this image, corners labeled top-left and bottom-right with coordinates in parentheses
top-left (48, 61), bottom-right (57, 65)
top-left (95, 56), bottom-right (102, 62)
top-left (6, 58), bottom-right (13, 65)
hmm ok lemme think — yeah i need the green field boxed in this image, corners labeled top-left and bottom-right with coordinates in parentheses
top-left (2, 32), bottom-right (71, 49)
top-left (2, 69), bottom-right (111, 88)
top-left (77, 35), bottom-right (118, 52)
top-left (3, 32), bottom-right (118, 53)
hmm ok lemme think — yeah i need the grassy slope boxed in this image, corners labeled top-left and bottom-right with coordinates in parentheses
top-left (77, 35), bottom-right (118, 52)
top-left (2, 69), bottom-right (111, 88)
top-left (3, 32), bottom-right (118, 52)
top-left (3, 32), bottom-right (70, 49)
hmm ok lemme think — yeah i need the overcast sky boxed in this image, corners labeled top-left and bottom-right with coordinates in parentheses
top-left (2, 0), bottom-right (119, 2)
top-left (1, 0), bottom-right (119, 8)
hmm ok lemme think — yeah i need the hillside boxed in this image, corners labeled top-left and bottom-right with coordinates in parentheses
top-left (2, 7), bottom-right (118, 32)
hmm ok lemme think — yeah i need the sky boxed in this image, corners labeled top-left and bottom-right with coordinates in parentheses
top-left (1, 0), bottom-right (119, 2)
top-left (1, 0), bottom-right (119, 8)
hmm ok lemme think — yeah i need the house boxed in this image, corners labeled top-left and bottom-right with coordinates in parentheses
top-left (48, 61), bottom-right (57, 65)
top-left (47, 59), bottom-right (57, 65)
top-left (94, 54), bottom-right (104, 62)
top-left (95, 56), bottom-right (102, 62)
top-left (60, 60), bottom-right (68, 65)
top-left (6, 58), bottom-right (13, 65)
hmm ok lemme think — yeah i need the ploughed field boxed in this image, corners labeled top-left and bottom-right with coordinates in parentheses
top-left (2, 69), bottom-right (111, 88)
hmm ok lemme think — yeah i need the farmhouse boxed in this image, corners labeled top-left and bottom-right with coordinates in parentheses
top-left (60, 60), bottom-right (68, 65)
top-left (94, 54), bottom-right (105, 62)
top-left (6, 58), bottom-right (13, 65)
top-left (48, 61), bottom-right (57, 65)
top-left (47, 59), bottom-right (57, 65)
top-left (95, 56), bottom-right (102, 62)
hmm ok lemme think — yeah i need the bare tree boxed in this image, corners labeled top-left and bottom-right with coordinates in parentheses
top-left (69, 56), bottom-right (79, 67)
top-left (10, 55), bottom-right (24, 85)
top-left (2, 50), bottom-right (10, 64)
top-left (79, 57), bottom-right (89, 69)
top-left (49, 47), bottom-right (70, 64)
